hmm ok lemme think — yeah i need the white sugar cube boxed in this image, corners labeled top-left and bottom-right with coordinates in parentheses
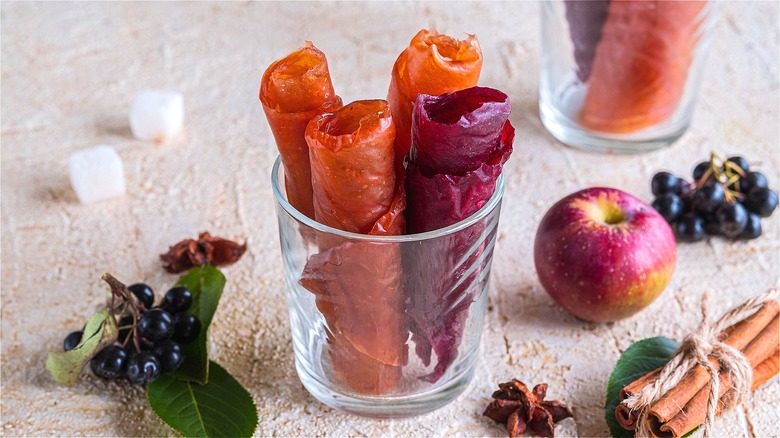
top-left (69, 145), bottom-right (126, 204)
top-left (129, 89), bottom-right (184, 142)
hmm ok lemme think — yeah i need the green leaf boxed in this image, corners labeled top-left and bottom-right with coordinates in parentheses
top-left (171, 265), bottom-right (226, 384)
top-left (605, 337), bottom-right (678, 438)
top-left (46, 308), bottom-right (118, 386)
top-left (147, 361), bottom-right (258, 438)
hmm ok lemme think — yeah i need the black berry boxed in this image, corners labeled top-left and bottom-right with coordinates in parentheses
top-left (63, 331), bottom-right (83, 351)
top-left (153, 342), bottom-right (185, 372)
top-left (693, 182), bottom-right (725, 214)
top-left (744, 188), bottom-right (778, 218)
top-left (740, 171), bottom-right (768, 194)
top-left (726, 156), bottom-right (750, 173)
top-left (652, 154), bottom-right (773, 244)
top-left (161, 286), bottom-right (193, 314)
top-left (137, 309), bottom-right (174, 343)
top-left (692, 161), bottom-right (712, 182)
top-left (738, 213), bottom-right (763, 240)
top-left (125, 352), bottom-right (160, 385)
top-left (675, 213), bottom-right (706, 242)
top-left (123, 341), bottom-right (143, 358)
top-left (651, 172), bottom-right (679, 196)
top-left (128, 283), bottom-right (155, 310)
top-left (676, 180), bottom-right (692, 198)
top-left (652, 194), bottom-right (684, 223)
top-left (716, 203), bottom-right (749, 238)
top-left (680, 192), bottom-right (694, 213)
top-left (701, 211), bottom-right (721, 236)
top-left (90, 345), bottom-right (127, 379)
top-left (173, 313), bottom-right (201, 344)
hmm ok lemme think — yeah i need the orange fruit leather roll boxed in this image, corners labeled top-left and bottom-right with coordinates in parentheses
top-left (578, 1), bottom-right (708, 133)
top-left (387, 29), bottom-right (483, 169)
top-left (259, 42), bottom-right (343, 219)
top-left (299, 100), bottom-right (408, 395)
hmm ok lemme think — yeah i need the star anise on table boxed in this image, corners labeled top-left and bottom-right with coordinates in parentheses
top-left (483, 379), bottom-right (573, 438)
top-left (160, 232), bottom-right (247, 273)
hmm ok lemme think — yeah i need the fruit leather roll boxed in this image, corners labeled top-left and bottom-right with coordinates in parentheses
top-left (299, 100), bottom-right (408, 394)
top-left (564, 0), bottom-right (611, 82)
top-left (260, 42), bottom-right (343, 219)
top-left (578, 0), bottom-right (709, 133)
top-left (405, 86), bottom-right (514, 382)
top-left (387, 29), bottom-right (483, 170)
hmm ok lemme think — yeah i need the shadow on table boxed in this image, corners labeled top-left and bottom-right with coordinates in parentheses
top-left (22, 341), bottom-right (167, 436)
top-left (493, 280), bottom-right (588, 331)
top-left (95, 114), bottom-right (133, 140)
top-left (31, 175), bottom-right (78, 205)
top-left (205, 294), bottom-right (328, 421)
top-left (489, 280), bottom-right (617, 437)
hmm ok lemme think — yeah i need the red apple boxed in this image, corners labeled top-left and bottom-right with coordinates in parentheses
top-left (533, 187), bottom-right (676, 322)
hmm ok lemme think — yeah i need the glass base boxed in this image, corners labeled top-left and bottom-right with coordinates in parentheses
top-left (295, 358), bottom-right (476, 419)
top-left (539, 97), bottom-right (689, 154)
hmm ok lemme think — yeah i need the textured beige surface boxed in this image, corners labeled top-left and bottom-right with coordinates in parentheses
top-left (1, 2), bottom-right (778, 437)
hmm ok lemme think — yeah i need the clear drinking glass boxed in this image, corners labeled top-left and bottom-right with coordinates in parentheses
top-left (539, 0), bottom-right (717, 153)
top-left (271, 156), bottom-right (504, 418)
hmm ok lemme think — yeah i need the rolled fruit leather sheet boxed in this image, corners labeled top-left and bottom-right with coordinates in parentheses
top-left (564, 0), bottom-right (611, 82)
top-left (578, 0), bottom-right (709, 133)
top-left (387, 29), bottom-right (483, 171)
top-left (404, 86), bottom-right (514, 382)
top-left (299, 100), bottom-right (408, 395)
top-left (260, 42), bottom-right (343, 219)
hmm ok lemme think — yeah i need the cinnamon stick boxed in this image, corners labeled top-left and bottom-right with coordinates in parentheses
top-left (658, 350), bottom-right (779, 438)
top-left (620, 368), bottom-right (661, 401)
top-left (658, 349), bottom-right (779, 438)
top-left (720, 299), bottom-right (779, 341)
top-left (615, 300), bottom-right (779, 433)
top-left (742, 314), bottom-right (780, 368)
top-left (616, 403), bottom-right (638, 430)
top-left (751, 349), bottom-right (779, 391)
top-left (652, 370), bottom-right (731, 438)
top-left (654, 313), bottom-right (780, 438)
top-left (648, 300), bottom-right (778, 423)
top-left (616, 368), bottom-right (661, 430)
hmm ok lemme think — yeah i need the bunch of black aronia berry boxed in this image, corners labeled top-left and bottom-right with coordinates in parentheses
top-left (63, 283), bottom-right (201, 385)
top-left (651, 154), bottom-right (778, 242)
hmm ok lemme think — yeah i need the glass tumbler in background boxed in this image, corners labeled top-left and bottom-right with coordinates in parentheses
top-left (272, 156), bottom-right (504, 418)
top-left (539, 0), bottom-right (718, 153)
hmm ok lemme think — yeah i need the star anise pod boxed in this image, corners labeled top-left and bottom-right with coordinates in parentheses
top-left (484, 379), bottom-right (573, 437)
top-left (160, 232), bottom-right (247, 273)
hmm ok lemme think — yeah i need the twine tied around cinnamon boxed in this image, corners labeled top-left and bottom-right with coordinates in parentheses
top-left (624, 289), bottom-right (778, 438)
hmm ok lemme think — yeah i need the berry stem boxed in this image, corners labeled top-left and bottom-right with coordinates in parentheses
top-left (697, 152), bottom-right (745, 205)
top-left (102, 273), bottom-right (147, 313)
top-left (101, 273), bottom-right (145, 353)
top-left (102, 273), bottom-right (130, 299)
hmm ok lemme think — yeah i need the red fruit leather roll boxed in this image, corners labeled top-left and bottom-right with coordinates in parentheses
top-left (300, 100), bottom-right (408, 394)
top-left (578, 1), bottom-right (708, 133)
top-left (260, 42), bottom-right (343, 218)
top-left (405, 86), bottom-right (514, 382)
top-left (387, 29), bottom-right (483, 170)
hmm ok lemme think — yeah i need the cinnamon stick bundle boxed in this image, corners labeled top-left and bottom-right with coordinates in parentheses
top-left (616, 300), bottom-right (780, 437)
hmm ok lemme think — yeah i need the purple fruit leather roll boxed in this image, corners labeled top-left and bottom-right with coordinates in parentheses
top-left (404, 86), bottom-right (514, 382)
top-left (564, 0), bottom-right (611, 82)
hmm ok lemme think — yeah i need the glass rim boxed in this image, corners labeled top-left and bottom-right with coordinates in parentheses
top-left (271, 155), bottom-right (505, 242)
